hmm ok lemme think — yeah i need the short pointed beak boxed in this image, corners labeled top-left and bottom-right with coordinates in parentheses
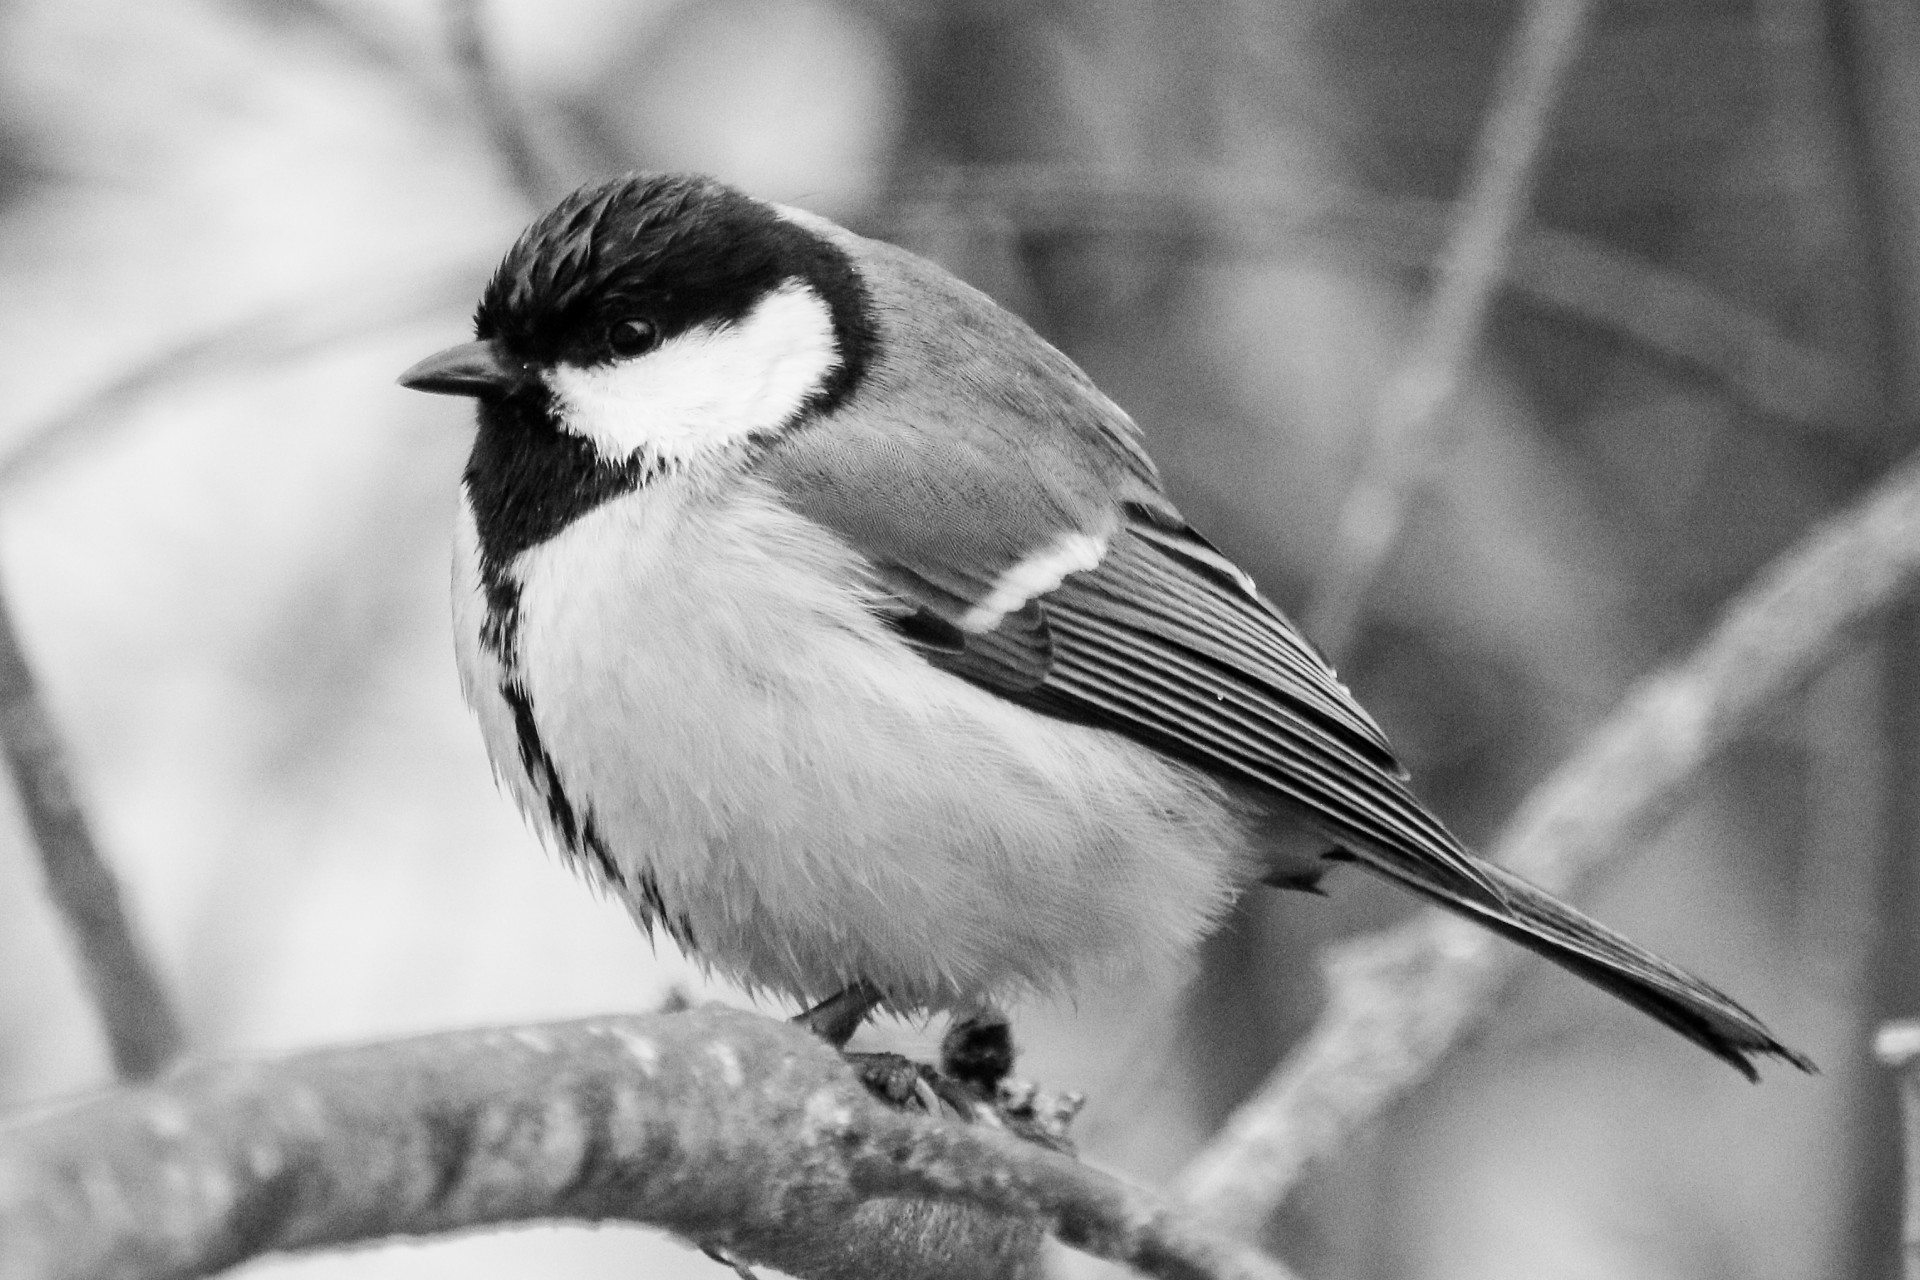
top-left (398, 340), bottom-right (528, 398)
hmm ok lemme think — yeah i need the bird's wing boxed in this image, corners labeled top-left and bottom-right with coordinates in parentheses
top-left (751, 270), bottom-right (1816, 1073)
top-left (752, 377), bottom-right (1502, 906)
top-left (1032, 513), bottom-right (1488, 877)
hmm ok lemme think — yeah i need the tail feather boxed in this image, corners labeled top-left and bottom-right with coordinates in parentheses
top-left (1334, 846), bottom-right (1815, 1079)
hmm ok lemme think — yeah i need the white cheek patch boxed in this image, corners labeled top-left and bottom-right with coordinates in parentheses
top-left (961, 532), bottom-right (1109, 633)
top-left (545, 282), bottom-right (839, 465)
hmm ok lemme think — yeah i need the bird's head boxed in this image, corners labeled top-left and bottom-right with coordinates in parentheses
top-left (401, 172), bottom-right (877, 471)
top-left (401, 173), bottom-right (881, 575)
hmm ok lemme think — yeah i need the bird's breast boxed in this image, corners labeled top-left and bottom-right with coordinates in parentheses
top-left (451, 470), bottom-right (1255, 1010)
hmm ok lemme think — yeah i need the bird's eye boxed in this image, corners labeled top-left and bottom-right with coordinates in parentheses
top-left (608, 318), bottom-right (660, 358)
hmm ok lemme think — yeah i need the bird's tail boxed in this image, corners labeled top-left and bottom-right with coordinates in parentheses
top-left (1334, 844), bottom-right (1815, 1079)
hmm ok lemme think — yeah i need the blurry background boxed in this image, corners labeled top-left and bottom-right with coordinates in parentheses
top-left (0, 0), bottom-right (1910, 1276)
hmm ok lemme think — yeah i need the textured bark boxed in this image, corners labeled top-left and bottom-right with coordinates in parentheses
top-left (0, 1007), bottom-right (1297, 1280)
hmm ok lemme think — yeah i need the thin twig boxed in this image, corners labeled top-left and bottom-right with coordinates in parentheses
top-left (441, 0), bottom-right (565, 207)
top-left (1877, 1020), bottom-right (1920, 1280)
top-left (0, 1007), bottom-right (1300, 1280)
top-left (1351, 194), bottom-right (1875, 436)
top-left (879, 164), bottom-right (1874, 443)
top-left (0, 262), bottom-right (484, 490)
top-left (1301, 0), bottom-right (1594, 658)
top-left (0, 581), bottom-right (181, 1081)
top-left (1174, 444), bottom-right (1920, 1237)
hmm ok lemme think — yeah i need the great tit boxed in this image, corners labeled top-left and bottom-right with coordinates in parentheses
top-left (400, 172), bottom-right (1808, 1078)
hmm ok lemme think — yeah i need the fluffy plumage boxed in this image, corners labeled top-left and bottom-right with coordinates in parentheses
top-left (405, 171), bottom-right (1810, 1078)
top-left (452, 475), bottom-right (1248, 1007)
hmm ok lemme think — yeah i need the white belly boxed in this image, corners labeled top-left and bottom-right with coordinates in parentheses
top-left (452, 472), bottom-right (1251, 1011)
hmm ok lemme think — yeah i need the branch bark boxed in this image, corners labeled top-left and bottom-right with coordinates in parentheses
top-left (0, 1007), bottom-right (1300, 1280)
top-left (1173, 444), bottom-right (1920, 1238)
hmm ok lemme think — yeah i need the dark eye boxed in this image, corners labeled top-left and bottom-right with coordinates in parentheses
top-left (608, 318), bottom-right (660, 358)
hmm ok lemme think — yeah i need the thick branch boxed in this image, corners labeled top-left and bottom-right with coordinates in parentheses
top-left (1174, 446), bottom-right (1920, 1237)
top-left (0, 579), bottom-right (180, 1081)
top-left (0, 1007), bottom-right (1298, 1280)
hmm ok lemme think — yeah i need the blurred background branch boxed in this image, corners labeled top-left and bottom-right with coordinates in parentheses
top-left (1807, 0), bottom-right (1920, 1271)
top-left (0, 579), bottom-right (179, 1080)
top-left (441, 0), bottom-right (569, 207)
top-left (0, 264), bottom-right (485, 491)
top-left (1177, 442), bottom-right (1920, 1235)
top-left (877, 167), bottom-right (1875, 438)
top-left (1303, 0), bottom-right (1594, 658)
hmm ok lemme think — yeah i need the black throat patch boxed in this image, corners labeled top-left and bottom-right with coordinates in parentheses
top-left (462, 176), bottom-right (887, 662)
top-left (463, 384), bottom-right (651, 659)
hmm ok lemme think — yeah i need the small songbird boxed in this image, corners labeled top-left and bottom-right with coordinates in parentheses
top-left (400, 172), bottom-right (1808, 1077)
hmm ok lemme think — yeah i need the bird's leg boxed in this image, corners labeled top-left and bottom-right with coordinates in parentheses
top-left (700, 1245), bottom-right (759, 1279)
top-left (792, 980), bottom-right (884, 1048)
top-left (796, 983), bottom-right (945, 1110)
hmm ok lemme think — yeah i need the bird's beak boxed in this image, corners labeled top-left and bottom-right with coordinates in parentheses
top-left (397, 340), bottom-right (529, 398)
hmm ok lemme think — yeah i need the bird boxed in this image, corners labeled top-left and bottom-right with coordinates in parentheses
top-left (399, 171), bottom-right (1809, 1080)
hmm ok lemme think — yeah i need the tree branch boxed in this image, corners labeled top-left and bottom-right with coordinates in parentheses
top-left (1174, 444), bottom-right (1920, 1237)
top-left (0, 577), bottom-right (181, 1081)
top-left (0, 1007), bottom-right (1301, 1280)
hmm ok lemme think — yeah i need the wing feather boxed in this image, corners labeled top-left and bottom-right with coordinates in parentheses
top-left (1039, 558), bottom-right (1497, 902)
top-left (1077, 518), bottom-right (1398, 771)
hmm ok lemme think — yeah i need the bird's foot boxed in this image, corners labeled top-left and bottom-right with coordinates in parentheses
top-left (829, 1008), bottom-right (1084, 1153)
top-left (842, 1051), bottom-right (970, 1116)
top-left (793, 993), bottom-right (1083, 1148)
